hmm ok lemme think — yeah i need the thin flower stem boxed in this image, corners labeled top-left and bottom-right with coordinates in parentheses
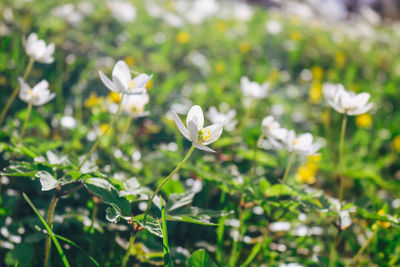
top-left (282, 153), bottom-right (295, 184)
top-left (120, 232), bottom-right (135, 267)
top-left (143, 145), bottom-right (195, 222)
top-left (351, 226), bottom-right (378, 264)
top-left (338, 115), bottom-right (347, 202)
top-left (18, 103), bottom-right (32, 143)
top-left (44, 194), bottom-right (60, 267)
top-left (78, 93), bottom-right (125, 170)
top-left (117, 116), bottom-right (133, 147)
top-left (0, 58), bottom-right (34, 126)
top-left (249, 133), bottom-right (264, 179)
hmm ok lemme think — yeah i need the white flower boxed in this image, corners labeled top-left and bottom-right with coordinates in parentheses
top-left (206, 106), bottom-right (237, 131)
top-left (107, 0), bottom-right (136, 23)
top-left (173, 105), bottom-right (223, 153)
top-left (121, 93), bottom-right (150, 118)
top-left (260, 116), bottom-right (288, 150)
top-left (262, 116), bottom-right (288, 141)
top-left (99, 60), bottom-right (152, 95)
top-left (24, 33), bottom-right (55, 64)
top-left (240, 76), bottom-right (270, 99)
top-left (284, 130), bottom-right (321, 156)
top-left (18, 78), bottom-right (55, 106)
top-left (323, 83), bottom-right (373, 116)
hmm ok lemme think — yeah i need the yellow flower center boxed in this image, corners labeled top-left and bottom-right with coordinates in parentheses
top-left (198, 128), bottom-right (211, 143)
top-left (292, 138), bottom-right (299, 146)
top-left (27, 88), bottom-right (36, 98)
top-left (128, 80), bottom-right (136, 90)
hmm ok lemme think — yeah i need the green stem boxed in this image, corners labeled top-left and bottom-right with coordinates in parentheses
top-left (229, 196), bottom-right (245, 267)
top-left (351, 227), bottom-right (378, 265)
top-left (282, 153), bottom-right (295, 184)
top-left (18, 103), bottom-right (32, 143)
top-left (89, 200), bottom-right (98, 235)
top-left (161, 198), bottom-right (171, 267)
top-left (44, 194), bottom-right (60, 267)
top-left (118, 116), bottom-right (133, 147)
top-left (78, 93), bottom-right (125, 170)
top-left (249, 134), bottom-right (264, 179)
top-left (120, 232), bottom-right (135, 267)
top-left (143, 145), bottom-right (195, 221)
top-left (0, 58), bottom-right (34, 126)
top-left (338, 115), bottom-right (347, 202)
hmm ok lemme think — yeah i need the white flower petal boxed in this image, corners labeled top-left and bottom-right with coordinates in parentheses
top-left (187, 120), bottom-right (198, 143)
top-left (195, 144), bottom-right (216, 153)
top-left (112, 60), bottom-right (131, 84)
top-left (187, 105), bottom-right (204, 128)
top-left (99, 71), bottom-right (118, 92)
top-left (202, 123), bottom-right (222, 145)
top-left (172, 112), bottom-right (190, 140)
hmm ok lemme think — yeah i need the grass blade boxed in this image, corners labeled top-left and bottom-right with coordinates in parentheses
top-left (22, 193), bottom-right (71, 267)
top-left (161, 198), bottom-right (172, 267)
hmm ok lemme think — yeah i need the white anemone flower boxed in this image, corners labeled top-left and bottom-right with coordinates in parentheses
top-left (18, 78), bottom-right (55, 106)
top-left (262, 116), bottom-right (288, 141)
top-left (121, 93), bottom-right (150, 118)
top-left (173, 105), bottom-right (223, 153)
top-left (99, 60), bottom-right (152, 95)
top-left (240, 76), bottom-right (270, 99)
top-left (24, 33), bottom-right (55, 64)
top-left (107, 0), bottom-right (136, 23)
top-left (206, 106), bottom-right (237, 131)
top-left (284, 130), bottom-right (321, 156)
top-left (323, 83), bottom-right (373, 115)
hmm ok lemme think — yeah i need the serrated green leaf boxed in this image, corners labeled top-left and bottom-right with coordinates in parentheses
top-left (1, 162), bottom-right (37, 177)
top-left (188, 249), bottom-right (217, 267)
top-left (84, 178), bottom-right (131, 222)
top-left (133, 214), bottom-right (163, 238)
top-left (36, 171), bottom-right (59, 191)
top-left (166, 192), bottom-right (195, 212)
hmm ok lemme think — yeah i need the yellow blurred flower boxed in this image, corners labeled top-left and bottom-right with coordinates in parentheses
top-left (335, 51), bottom-right (346, 68)
top-left (238, 41), bottom-right (251, 54)
top-left (377, 209), bottom-right (391, 228)
top-left (296, 154), bottom-right (321, 184)
top-left (176, 31), bottom-right (190, 44)
top-left (309, 81), bottom-right (322, 104)
top-left (214, 62), bottom-right (226, 74)
top-left (0, 75), bottom-right (6, 85)
top-left (356, 114), bottom-right (372, 129)
top-left (307, 154), bottom-right (322, 164)
top-left (289, 31), bottom-right (302, 41)
top-left (322, 109), bottom-right (330, 124)
top-left (216, 21), bottom-right (227, 32)
top-left (392, 135), bottom-right (400, 152)
top-left (108, 92), bottom-right (120, 104)
top-left (84, 93), bottom-right (103, 108)
top-left (311, 66), bottom-right (323, 81)
top-left (100, 123), bottom-right (110, 135)
top-left (146, 79), bottom-right (153, 90)
top-left (124, 56), bottom-right (135, 67)
top-left (268, 69), bottom-right (280, 83)
top-left (296, 165), bottom-right (316, 184)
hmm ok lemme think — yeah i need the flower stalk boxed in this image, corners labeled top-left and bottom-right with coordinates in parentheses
top-left (120, 232), bottom-right (135, 267)
top-left (282, 153), bottom-right (295, 184)
top-left (0, 58), bottom-right (34, 126)
top-left (44, 192), bottom-right (60, 267)
top-left (143, 145), bottom-right (195, 221)
top-left (78, 93), bottom-right (125, 170)
top-left (338, 115), bottom-right (347, 202)
top-left (18, 103), bottom-right (33, 143)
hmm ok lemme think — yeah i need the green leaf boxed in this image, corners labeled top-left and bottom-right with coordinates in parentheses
top-left (166, 192), bottom-right (195, 212)
top-left (167, 206), bottom-right (231, 226)
top-left (84, 178), bottom-right (131, 222)
top-left (36, 171), bottom-right (59, 191)
top-left (188, 249), bottom-right (217, 267)
top-left (132, 214), bottom-right (163, 238)
top-left (5, 244), bottom-right (34, 267)
top-left (1, 162), bottom-right (37, 177)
